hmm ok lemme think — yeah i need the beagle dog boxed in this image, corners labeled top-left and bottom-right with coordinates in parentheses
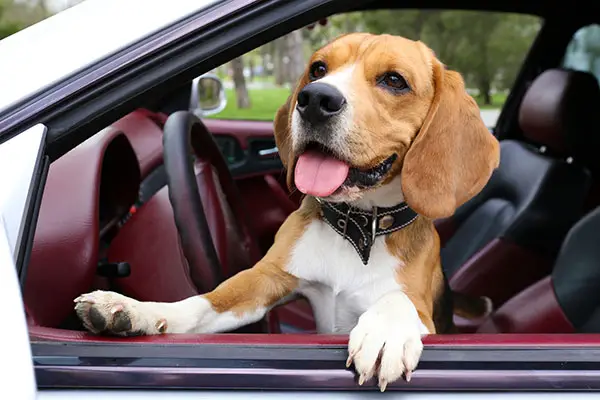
top-left (74, 33), bottom-right (500, 391)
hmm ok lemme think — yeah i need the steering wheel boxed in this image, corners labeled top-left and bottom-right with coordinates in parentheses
top-left (162, 111), bottom-right (260, 293)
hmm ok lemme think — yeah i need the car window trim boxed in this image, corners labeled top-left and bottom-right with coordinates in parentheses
top-left (32, 340), bottom-right (600, 390)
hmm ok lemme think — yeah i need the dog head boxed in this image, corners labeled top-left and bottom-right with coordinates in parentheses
top-left (274, 33), bottom-right (500, 219)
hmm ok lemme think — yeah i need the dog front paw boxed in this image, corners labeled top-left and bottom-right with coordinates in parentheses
top-left (347, 308), bottom-right (424, 391)
top-left (74, 290), bottom-right (167, 336)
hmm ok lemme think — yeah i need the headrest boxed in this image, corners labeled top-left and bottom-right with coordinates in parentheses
top-left (519, 68), bottom-right (600, 159)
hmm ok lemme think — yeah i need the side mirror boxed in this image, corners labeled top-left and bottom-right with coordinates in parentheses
top-left (190, 74), bottom-right (227, 117)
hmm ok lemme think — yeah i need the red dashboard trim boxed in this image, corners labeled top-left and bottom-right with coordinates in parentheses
top-left (28, 325), bottom-right (600, 347)
top-left (204, 119), bottom-right (274, 149)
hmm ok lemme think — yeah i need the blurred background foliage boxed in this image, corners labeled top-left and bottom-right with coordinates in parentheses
top-left (0, 3), bottom-right (541, 120)
top-left (214, 10), bottom-right (540, 119)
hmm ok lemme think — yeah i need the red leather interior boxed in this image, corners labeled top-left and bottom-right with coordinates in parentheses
top-left (442, 69), bottom-right (599, 318)
top-left (264, 174), bottom-right (299, 216)
top-left (519, 69), bottom-right (600, 159)
top-left (25, 128), bottom-right (141, 328)
top-left (450, 238), bottom-right (553, 307)
top-left (195, 160), bottom-right (254, 278)
top-left (236, 176), bottom-right (296, 254)
top-left (477, 276), bottom-right (574, 334)
top-left (25, 106), bottom-right (588, 342)
top-left (29, 325), bottom-right (596, 347)
top-left (204, 119), bottom-right (301, 254)
top-left (453, 314), bottom-right (491, 334)
top-left (113, 110), bottom-right (166, 179)
top-left (277, 298), bottom-right (317, 332)
top-left (205, 119), bottom-right (275, 150)
top-left (434, 217), bottom-right (456, 248)
top-left (107, 187), bottom-right (198, 302)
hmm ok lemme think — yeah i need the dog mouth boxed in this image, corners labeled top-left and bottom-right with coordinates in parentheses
top-left (293, 142), bottom-right (397, 198)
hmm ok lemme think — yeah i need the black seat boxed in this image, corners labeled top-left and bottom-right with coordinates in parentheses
top-left (477, 205), bottom-right (600, 334)
top-left (441, 68), bottom-right (600, 308)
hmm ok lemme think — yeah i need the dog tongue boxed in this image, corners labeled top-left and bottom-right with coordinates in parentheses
top-left (294, 150), bottom-right (350, 197)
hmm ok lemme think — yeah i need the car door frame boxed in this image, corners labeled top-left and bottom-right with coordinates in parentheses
top-left (29, 333), bottom-right (600, 391)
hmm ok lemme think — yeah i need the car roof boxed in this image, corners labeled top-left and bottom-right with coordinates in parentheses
top-left (0, 0), bottom-right (221, 115)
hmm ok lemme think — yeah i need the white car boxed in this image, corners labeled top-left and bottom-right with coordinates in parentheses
top-left (2, 0), bottom-right (600, 398)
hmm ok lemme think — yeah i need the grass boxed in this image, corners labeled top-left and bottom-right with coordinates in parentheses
top-left (207, 87), bottom-right (507, 121)
top-left (207, 87), bottom-right (291, 121)
top-left (477, 92), bottom-right (508, 110)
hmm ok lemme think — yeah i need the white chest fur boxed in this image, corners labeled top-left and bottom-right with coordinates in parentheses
top-left (286, 219), bottom-right (404, 334)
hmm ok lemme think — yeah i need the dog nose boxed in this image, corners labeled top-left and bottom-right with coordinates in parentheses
top-left (296, 83), bottom-right (346, 124)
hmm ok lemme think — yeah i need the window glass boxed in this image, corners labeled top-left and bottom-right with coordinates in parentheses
top-left (563, 24), bottom-right (600, 80)
top-left (207, 10), bottom-right (542, 129)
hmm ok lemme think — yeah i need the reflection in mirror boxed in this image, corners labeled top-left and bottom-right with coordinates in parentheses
top-left (190, 74), bottom-right (227, 117)
top-left (198, 77), bottom-right (221, 110)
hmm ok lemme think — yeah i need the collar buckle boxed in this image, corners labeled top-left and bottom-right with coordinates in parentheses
top-left (342, 206), bottom-right (351, 239)
top-left (371, 206), bottom-right (378, 243)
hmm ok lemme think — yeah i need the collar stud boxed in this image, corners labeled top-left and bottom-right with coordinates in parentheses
top-left (379, 215), bottom-right (394, 230)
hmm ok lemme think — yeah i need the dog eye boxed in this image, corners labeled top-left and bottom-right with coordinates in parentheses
top-left (377, 72), bottom-right (410, 93)
top-left (308, 61), bottom-right (327, 81)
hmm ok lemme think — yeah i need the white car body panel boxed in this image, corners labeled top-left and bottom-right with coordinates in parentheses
top-left (0, 0), bottom-right (220, 113)
top-left (0, 124), bottom-right (46, 259)
top-left (0, 216), bottom-right (36, 400)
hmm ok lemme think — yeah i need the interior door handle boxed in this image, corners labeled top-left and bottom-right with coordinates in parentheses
top-left (258, 146), bottom-right (279, 157)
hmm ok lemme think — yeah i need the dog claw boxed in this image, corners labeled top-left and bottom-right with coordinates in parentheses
top-left (346, 355), bottom-right (353, 368)
top-left (74, 295), bottom-right (94, 304)
top-left (110, 304), bottom-right (124, 314)
top-left (358, 374), bottom-right (366, 386)
top-left (379, 379), bottom-right (388, 392)
top-left (405, 370), bottom-right (412, 382)
top-left (156, 319), bottom-right (168, 334)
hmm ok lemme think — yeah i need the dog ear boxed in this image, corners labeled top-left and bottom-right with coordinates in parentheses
top-left (273, 94), bottom-right (296, 191)
top-left (401, 59), bottom-right (500, 219)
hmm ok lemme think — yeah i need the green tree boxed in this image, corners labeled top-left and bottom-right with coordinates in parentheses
top-left (0, 0), bottom-right (53, 40)
top-left (434, 11), bottom-right (505, 105)
top-left (361, 9), bottom-right (441, 41)
top-left (361, 10), bottom-right (540, 105)
top-left (0, 1), bottom-right (21, 40)
top-left (231, 9), bottom-right (541, 107)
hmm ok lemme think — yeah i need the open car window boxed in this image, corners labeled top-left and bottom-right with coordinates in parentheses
top-left (206, 9), bottom-right (541, 131)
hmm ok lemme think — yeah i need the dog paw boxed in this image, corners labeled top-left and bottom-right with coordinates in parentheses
top-left (347, 308), bottom-right (424, 391)
top-left (74, 290), bottom-right (166, 336)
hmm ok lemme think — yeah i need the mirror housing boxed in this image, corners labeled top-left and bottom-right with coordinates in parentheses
top-left (190, 73), bottom-right (227, 117)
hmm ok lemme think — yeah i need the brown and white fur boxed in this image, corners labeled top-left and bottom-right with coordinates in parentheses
top-left (74, 33), bottom-right (500, 391)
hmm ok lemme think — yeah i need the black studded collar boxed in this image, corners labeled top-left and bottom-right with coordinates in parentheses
top-left (318, 199), bottom-right (419, 265)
